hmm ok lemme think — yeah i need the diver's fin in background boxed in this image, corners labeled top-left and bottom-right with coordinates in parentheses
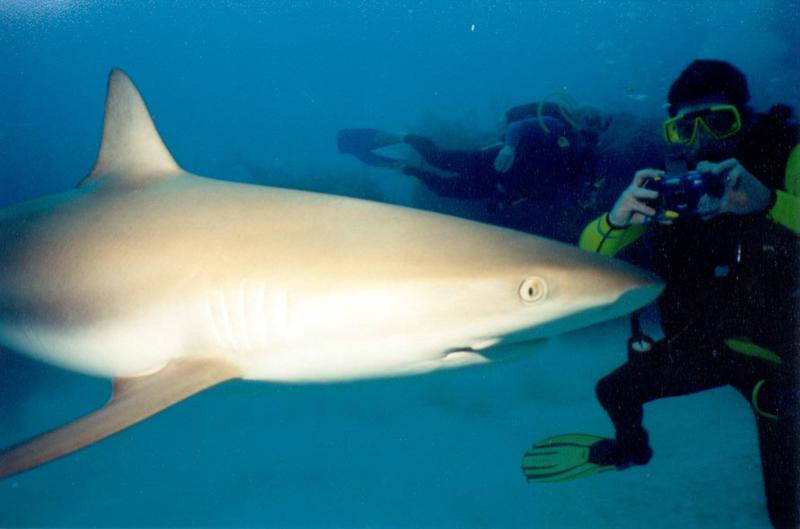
top-left (337, 128), bottom-right (387, 154)
top-left (337, 128), bottom-right (405, 169)
top-left (80, 68), bottom-right (181, 187)
top-left (521, 433), bottom-right (614, 483)
top-left (0, 357), bottom-right (241, 479)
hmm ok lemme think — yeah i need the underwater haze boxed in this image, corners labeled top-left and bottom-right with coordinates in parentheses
top-left (0, 1), bottom-right (798, 527)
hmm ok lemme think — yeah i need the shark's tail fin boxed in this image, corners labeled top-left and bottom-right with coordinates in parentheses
top-left (0, 357), bottom-right (241, 479)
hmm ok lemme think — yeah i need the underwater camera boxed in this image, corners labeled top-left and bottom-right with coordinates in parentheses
top-left (643, 149), bottom-right (726, 221)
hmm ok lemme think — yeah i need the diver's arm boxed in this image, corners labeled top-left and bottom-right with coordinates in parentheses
top-left (578, 213), bottom-right (646, 256)
top-left (698, 149), bottom-right (800, 234)
top-left (503, 117), bottom-right (560, 147)
top-left (495, 119), bottom-right (537, 173)
top-left (493, 145), bottom-right (516, 173)
top-left (579, 168), bottom-right (660, 256)
top-left (495, 118), bottom-right (559, 173)
top-left (503, 119), bottom-right (534, 148)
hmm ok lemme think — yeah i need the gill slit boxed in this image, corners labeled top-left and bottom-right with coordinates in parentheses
top-left (237, 281), bottom-right (252, 351)
top-left (220, 288), bottom-right (237, 349)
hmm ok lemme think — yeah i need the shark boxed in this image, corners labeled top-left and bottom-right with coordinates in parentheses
top-left (0, 69), bottom-right (663, 478)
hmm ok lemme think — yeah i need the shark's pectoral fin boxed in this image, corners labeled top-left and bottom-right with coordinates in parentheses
top-left (0, 356), bottom-right (241, 479)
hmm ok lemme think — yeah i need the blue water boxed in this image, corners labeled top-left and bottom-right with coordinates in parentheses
top-left (0, 1), bottom-right (797, 527)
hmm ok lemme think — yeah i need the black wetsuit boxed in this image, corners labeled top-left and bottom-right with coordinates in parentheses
top-left (402, 114), bottom-right (597, 240)
top-left (594, 110), bottom-right (800, 528)
top-left (403, 115), bottom-right (594, 204)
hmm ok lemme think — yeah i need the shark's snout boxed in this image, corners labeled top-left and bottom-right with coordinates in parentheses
top-left (608, 281), bottom-right (664, 315)
top-left (585, 253), bottom-right (663, 303)
top-left (584, 260), bottom-right (664, 323)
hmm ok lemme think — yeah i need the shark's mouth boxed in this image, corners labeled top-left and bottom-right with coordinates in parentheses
top-left (468, 337), bottom-right (502, 351)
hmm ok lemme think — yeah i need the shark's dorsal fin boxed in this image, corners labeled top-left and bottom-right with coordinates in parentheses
top-left (0, 357), bottom-right (241, 479)
top-left (79, 68), bottom-right (181, 187)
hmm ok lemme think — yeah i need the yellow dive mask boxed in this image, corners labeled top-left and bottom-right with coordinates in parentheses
top-left (663, 103), bottom-right (742, 145)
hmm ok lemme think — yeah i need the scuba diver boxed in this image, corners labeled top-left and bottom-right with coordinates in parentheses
top-left (521, 60), bottom-right (800, 529)
top-left (337, 96), bottom-right (609, 239)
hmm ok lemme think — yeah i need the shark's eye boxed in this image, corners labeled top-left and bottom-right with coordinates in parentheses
top-left (519, 277), bottom-right (548, 304)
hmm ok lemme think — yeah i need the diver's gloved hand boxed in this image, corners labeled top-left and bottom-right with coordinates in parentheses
top-left (607, 168), bottom-right (663, 227)
top-left (493, 145), bottom-right (516, 173)
top-left (696, 158), bottom-right (772, 217)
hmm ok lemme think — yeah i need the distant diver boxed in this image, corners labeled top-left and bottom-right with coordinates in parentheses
top-left (338, 94), bottom-right (609, 212)
top-left (523, 59), bottom-right (800, 529)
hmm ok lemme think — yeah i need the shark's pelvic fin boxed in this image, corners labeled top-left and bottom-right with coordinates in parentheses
top-left (0, 357), bottom-right (241, 479)
top-left (79, 68), bottom-right (181, 187)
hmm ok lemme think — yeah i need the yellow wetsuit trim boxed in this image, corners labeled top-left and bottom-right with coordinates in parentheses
top-left (767, 190), bottom-right (800, 234)
top-left (751, 379), bottom-right (779, 422)
top-left (725, 338), bottom-right (782, 364)
top-left (783, 144), bottom-right (800, 195)
top-left (766, 144), bottom-right (800, 234)
top-left (578, 213), bottom-right (646, 256)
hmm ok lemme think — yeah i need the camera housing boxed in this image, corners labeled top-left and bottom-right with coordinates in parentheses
top-left (643, 170), bottom-right (726, 220)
